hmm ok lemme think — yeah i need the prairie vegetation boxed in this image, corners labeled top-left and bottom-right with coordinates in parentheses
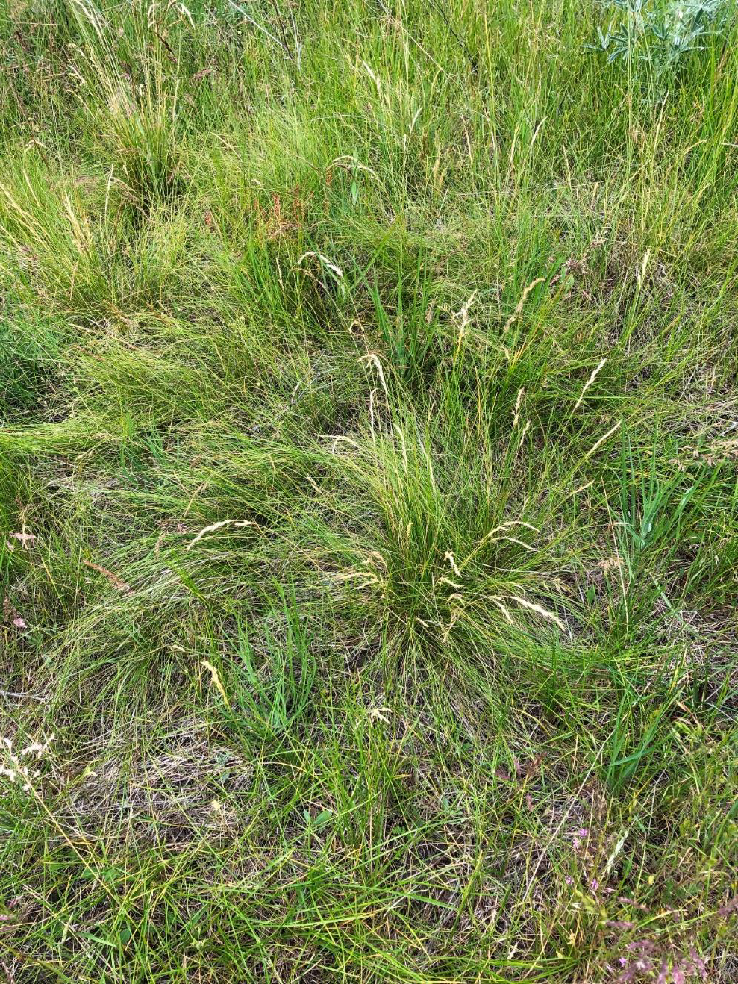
top-left (1, 1), bottom-right (737, 980)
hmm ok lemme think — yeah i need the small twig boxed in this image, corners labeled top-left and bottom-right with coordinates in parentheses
top-left (426, 0), bottom-right (476, 67)
top-left (228, 0), bottom-right (292, 57)
top-left (0, 690), bottom-right (48, 703)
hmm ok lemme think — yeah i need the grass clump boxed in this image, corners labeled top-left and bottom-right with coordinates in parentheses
top-left (1, 0), bottom-right (737, 981)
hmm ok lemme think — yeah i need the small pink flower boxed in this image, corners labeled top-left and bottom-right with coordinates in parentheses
top-left (590, 878), bottom-right (599, 892)
top-left (12, 617), bottom-right (26, 629)
top-left (718, 896), bottom-right (738, 917)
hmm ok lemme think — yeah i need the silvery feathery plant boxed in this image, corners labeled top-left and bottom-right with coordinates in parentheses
top-left (592, 0), bottom-right (735, 92)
